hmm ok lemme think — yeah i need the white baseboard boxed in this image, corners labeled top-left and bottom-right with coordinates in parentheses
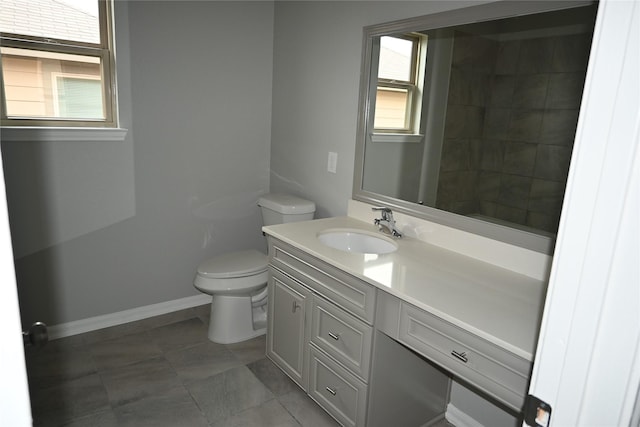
top-left (48, 294), bottom-right (211, 340)
top-left (446, 403), bottom-right (485, 427)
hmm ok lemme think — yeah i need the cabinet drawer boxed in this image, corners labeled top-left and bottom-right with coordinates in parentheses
top-left (269, 239), bottom-right (376, 323)
top-left (311, 296), bottom-right (373, 381)
top-left (398, 303), bottom-right (530, 412)
top-left (308, 345), bottom-right (368, 427)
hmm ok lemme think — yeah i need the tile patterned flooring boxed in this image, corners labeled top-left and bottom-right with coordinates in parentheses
top-left (25, 305), bottom-right (340, 427)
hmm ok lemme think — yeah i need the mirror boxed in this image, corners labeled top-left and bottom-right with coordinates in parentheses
top-left (353, 1), bottom-right (598, 254)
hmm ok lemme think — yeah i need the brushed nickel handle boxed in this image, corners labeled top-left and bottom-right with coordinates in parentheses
top-left (325, 386), bottom-right (337, 395)
top-left (292, 301), bottom-right (301, 313)
top-left (328, 332), bottom-right (340, 341)
top-left (451, 350), bottom-right (468, 363)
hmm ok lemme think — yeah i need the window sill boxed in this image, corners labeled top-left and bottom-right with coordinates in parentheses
top-left (370, 133), bottom-right (423, 144)
top-left (0, 127), bottom-right (128, 142)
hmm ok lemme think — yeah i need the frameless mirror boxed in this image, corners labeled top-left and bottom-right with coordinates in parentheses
top-left (353, 1), bottom-right (597, 254)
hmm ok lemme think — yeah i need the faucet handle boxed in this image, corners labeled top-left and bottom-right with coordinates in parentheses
top-left (372, 206), bottom-right (394, 222)
top-left (371, 206), bottom-right (392, 213)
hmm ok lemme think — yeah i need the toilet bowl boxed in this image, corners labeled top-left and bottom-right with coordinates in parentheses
top-left (193, 193), bottom-right (315, 344)
top-left (194, 250), bottom-right (269, 344)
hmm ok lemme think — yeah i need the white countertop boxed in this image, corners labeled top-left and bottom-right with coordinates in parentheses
top-left (263, 216), bottom-right (547, 361)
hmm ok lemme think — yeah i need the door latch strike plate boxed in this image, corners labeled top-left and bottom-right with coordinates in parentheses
top-left (524, 394), bottom-right (552, 427)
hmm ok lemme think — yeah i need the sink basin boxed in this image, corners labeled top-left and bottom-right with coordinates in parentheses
top-left (317, 228), bottom-right (398, 254)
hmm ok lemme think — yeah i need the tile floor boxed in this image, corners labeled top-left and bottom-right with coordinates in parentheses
top-left (25, 305), bottom-right (340, 427)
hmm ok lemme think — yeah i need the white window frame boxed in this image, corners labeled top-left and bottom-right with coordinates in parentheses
top-left (373, 34), bottom-right (427, 135)
top-left (0, 0), bottom-right (117, 128)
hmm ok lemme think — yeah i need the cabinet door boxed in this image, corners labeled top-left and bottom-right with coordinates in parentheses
top-left (267, 268), bottom-right (310, 388)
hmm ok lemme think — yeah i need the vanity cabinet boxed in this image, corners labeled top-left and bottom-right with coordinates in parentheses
top-left (266, 237), bottom-right (376, 427)
top-left (377, 291), bottom-right (530, 413)
top-left (267, 267), bottom-right (311, 388)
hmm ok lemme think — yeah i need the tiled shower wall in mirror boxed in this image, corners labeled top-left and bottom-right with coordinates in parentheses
top-left (437, 27), bottom-right (593, 234)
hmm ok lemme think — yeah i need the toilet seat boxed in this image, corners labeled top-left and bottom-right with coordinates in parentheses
top-left (194, 250), bottom-right (269, 296)
top-left (197, 249), bottom-right (267, 278)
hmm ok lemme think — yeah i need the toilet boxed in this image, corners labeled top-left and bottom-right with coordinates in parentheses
top-left (193, 194), bottom-right (315, 344)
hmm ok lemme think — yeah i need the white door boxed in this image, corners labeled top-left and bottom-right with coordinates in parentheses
top-left (527, 0), bottom-right (640, 425)
top-left (0, 152), bottom-right (32, 425)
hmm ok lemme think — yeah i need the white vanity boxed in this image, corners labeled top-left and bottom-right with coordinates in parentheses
top-left (263, 204), bottom-right (549, 426)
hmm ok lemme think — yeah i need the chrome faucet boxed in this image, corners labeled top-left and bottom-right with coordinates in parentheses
top-left (372, 207), bottom-right (402, 238)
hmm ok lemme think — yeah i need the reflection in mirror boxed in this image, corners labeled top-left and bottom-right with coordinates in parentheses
top-left (355, 2), bottom-right (597, 253)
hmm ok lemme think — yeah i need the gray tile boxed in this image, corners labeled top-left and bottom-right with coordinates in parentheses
top-left (210, 399), bottom-right (300, 427)
top-left (26, 344), bottom-right (97, 390)
top-left (31, 373), bottom-right (110, 427)
top-left (186, 365), bottom-right (274, 424)
top-left (517, 37), bottom-right (554, 74)
top-left (527, 211), bottom-right (561, 234)
top-left (165, 341), bottom-right (242, 384)
top-left (436, 171), bottom-right (477, 205)
top-left (498, 174), bottom-right (532, 210)
top-left (88, 331), bottom-right (162, 371)
top-left (508, 109), bottom-right (543, 142)
top-left (247, 358), bottom-right (300, 397)
top-left (139, 307), bottom-right (203, 330)
top-left (551, 33), bottom-right (592, 73)
top-left (482, 108), bottom-right (510, 140)
top-left (79, 321), bottom-right (148, 345)
top-left (534, 145), bottom-right (573, 181)
top-left (440, 138), bottom-right (472, 172)
top-left (448, 68), bottom-right (488, 107)
top-left (545, 73), bottom-right (585, 109)
top-left (445, 105), bottom-right (484, 139)
top-left (60, 410), bottom-right (119, 427)
top-left (539, 109), bottom-right (580, 146)
top-left (512, 74), bottom-right (549, 109)
top-left (502, 142), bottom-right (537, 176)
top-left (494, 204), bottom-right (527, 225)
top-left (227, 334), bottom-right (267, 364)
top-left (480, 139), bottom-right (504, 172)
top-left (147, 317), bottom-right (209, 353)
top-left (495, 40), bottom-right (520, 75)
top-left (114, 385), bottom-right (209, 427)
top-left (528, 179), bottom-right (567, 213)
top-left (477, 172), bottom-right (501, 201)
top-left (100, 357), bottom-right (182, 407)
top-left (192, 303), bottom-right (211, 324)
top-left (278, 388), bottom-right (340, 427)
top-left (488, 75), bottom-right (515, 107)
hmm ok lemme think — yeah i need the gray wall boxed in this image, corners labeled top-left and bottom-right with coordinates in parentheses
top-left (269, 1), bottom-right (482, 218)
top-left (3, 1), bottom-right (274, 325)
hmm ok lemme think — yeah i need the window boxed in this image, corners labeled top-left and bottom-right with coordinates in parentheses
top-left (373, 34), bottom-right (425, 134)
top-left (0, 0), bottom-right (116, 127)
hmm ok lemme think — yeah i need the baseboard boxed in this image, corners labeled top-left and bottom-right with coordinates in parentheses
top-left (446, 403), bottom-right (485, 427)
top-left (48, 294), bottom-right (211, 340)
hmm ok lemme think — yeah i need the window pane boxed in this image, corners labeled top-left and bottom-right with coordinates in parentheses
top-left (0, 0), bottom-right (100, 44)
top-left (378, 36), bottom-right (414, 82)
top-left (374, 87), bottom-right (409, 129)
top-left (1, 47), bottom-right (105, 120)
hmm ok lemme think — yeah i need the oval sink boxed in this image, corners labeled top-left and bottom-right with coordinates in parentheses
top-left (317, 229), bottom-right (398, 254)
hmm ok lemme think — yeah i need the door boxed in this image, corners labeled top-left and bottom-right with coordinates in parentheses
top-left (266, 269), bottom-right (310, 388)
top-left (0, 150), bottom-right (32, 425)
top-left (527, 0), bottom-right (640, 425)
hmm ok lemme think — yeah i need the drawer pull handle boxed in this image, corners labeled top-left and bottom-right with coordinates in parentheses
top-left (325, 386), bottom-right (337, 396)
top-left (451, 350), bottom-right (468, 363)
top-left (292, 301), bottom-right (301, 313)
top-left (328, 332), bottom-right (340, 341)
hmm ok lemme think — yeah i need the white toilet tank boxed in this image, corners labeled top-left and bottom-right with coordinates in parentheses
top-left (258, 193), bottom-right (315, 225)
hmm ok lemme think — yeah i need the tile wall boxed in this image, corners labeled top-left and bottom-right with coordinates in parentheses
top-left (436, 28), bottom-right (593, 233)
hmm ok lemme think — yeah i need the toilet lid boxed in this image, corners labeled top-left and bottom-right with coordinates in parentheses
top-left (197, 250), bottom-right (268, 279)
